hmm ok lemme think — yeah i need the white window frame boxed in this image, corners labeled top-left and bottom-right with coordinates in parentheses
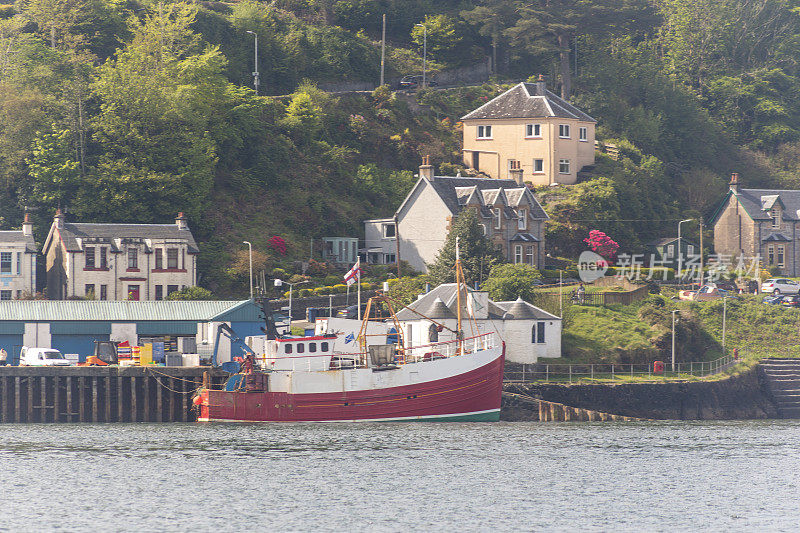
top-left (667, 245), bottom-right (675, 259)
top-left (533, 159), bottom-right (544, 173)
top-left (382, 223), bottom-right (396, 239)
top-left (687, 245), bottom-right (695, 257)
top-left (772, 208), bottom-right (780, 229)
top-left (493, 208), bottom-right (502, 229)
top-left (477, 125), bottom-right (493, 139)
top-left (0, 252), bottom-right (11, 274)
top-left (559, 124), bottom-right (570, 138)
top-left (514, 245), bottom-right (523, 264)
top-left (525, 245), bottom-right (535, 265)
top-left (0, 290), bottom-right (11, 301)
top-left (778, 245), bottom-right (785, 267)
top-left (517, 209), bottom-right (527, 230)
top-left (768, 244), bottom-right (775, 265)
top-left (559, 159), bottom-right (570, 174)
top-left (579, 126), bottom-right (588, 141)
top-left (384, 253), bottom-right (396, 264)
top-left (128, 248), bottom-right (138, 269)
top-left (525, 123), bottom-right (541, 138)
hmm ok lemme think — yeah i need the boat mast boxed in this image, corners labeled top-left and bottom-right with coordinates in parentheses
top-left (455, 236), bottom-right (463, 356)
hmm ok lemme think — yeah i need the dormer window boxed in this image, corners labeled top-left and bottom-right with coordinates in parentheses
top-left (477, 125), bottom-right (492, 139)
top-left (525, 124), bottom-right (541, 138)
top-left (517, 209), bottom-right (527, 230)
top-left (771, 208), bottom-right (780, 229)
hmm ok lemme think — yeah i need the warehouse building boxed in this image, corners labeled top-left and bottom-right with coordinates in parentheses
top-left (0, 300), bottom-right (263, 364)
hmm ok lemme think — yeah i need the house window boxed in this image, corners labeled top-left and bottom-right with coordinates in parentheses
top-left (155, 285), bottom-right (163, 301)
top-left (579, 127), bottom-right (587, 141)
top-left (559, 124), bottom-right (570, 138)
top-left (517, 209), bottom-right (527, 230)
top-left (99, 247), bottom-right (107, 269)
top-left (384, 253), bottom-right (396, 264)
top-left (508, 159), bottom-right (519, 173)
top-left (533, 159), bottom-right (543, 173)
top-left (0, 252), bottom-right (11, 273)
top-left (772, 209), bottom-right (780, 229)
top-left (0, 290), bottom-right (10, 301)
top-left (778, 246), bottom-right (785, 267)
top-left (687, 245), bottom-right (695, 257)
top-left (85, 284), bottom-right (95, 298)
top-left (525, 245), bottom-right (535, 265)
top-left (155, 249), bottom-right (163, 269)
top-left (559, 159), bottom-right (570, 174)
top-left (167, 285), bottom-right (178, 296)
top-left (494, 208), bottom-right (502, 229)
top-left (537, 322), bottom-right (546, 343)
top-left (383, 223), bottom-right (396, 238)
top-left (667, 245), bottom-right (675, 259)
top-left (100, 285), bottom-right (107, 301)
top-left (477, 125), bottom-right (492, 139)
top-left (85, 247), bottom-right (95, 268)
top-left (514, 245), bottom-right (523, 264)
top-left (526, 124), bottom-right (541, 138)
top-left (768, 245), bottom-right (775, 265)
top-left (167, 249), bottom-right (178, 269)
top-left (128, 248), bottom-right (138, 269)
top-left (15, 252), bottom-right (21, 275)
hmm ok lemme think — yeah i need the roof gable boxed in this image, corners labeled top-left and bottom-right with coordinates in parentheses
top-left (461, 82), bottom-right (595, 122)
top-left (422, 176), bottom-right (548, 220)
top-left (52, 221), bottom-right (199, 254)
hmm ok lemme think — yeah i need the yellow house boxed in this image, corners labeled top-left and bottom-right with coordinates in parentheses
top-left (461, 81), bottom-right (596, 185)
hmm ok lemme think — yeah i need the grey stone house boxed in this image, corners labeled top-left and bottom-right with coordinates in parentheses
top-left (711, 173), bottom-right (800, 275)
top-left (363, 158), bottom-right (548, 273)
top-left (644, 237), bottom-right (700, 269)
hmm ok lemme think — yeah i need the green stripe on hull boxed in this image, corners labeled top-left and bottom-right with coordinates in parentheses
top-left (418, 410), bottom-right (501, 422)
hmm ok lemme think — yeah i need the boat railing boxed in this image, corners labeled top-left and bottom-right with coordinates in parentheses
top-left (257, 332), bottom-right (498, 371)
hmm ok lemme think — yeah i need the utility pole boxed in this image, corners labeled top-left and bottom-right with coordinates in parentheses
top-left (722, 294), bottom-right (727, 353)
top-left (699, 218), bottom-right (704, 285)
top-left (246, 31), bottom-right (260, 94)
top-left (671, 310), bottom-right (679, 373)
top-left (380, 14), bottom-right (386, 87)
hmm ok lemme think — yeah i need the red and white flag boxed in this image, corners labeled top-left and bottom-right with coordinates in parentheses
top-left (344, 259), bottom-right (362, 286)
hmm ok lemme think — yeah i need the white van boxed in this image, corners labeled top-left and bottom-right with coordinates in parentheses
top-left (20, 347), bottom-right (71, 366)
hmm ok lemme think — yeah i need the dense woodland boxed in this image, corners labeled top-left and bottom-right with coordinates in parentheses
top-left (2, 0), bottom-right (800, 296)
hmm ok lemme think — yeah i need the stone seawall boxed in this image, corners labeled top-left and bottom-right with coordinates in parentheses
top-left (502, 366), bottom-right (778, 421)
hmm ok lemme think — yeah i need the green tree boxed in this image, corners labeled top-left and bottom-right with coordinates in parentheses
top-left (427, 209), bottom-right (503, 286)
top-left (386, 275), bottom-right (428, 308)
top-left (411, 14), bottom-right (463, 65)
top-left (26, 128), bottom-right (81, 208)
top-left (482, 263), bottom-right (542, 302)
top-left (282, 91), bottom-right (323, 143)
top-left (461, 0), bottom-right (518, 74)
top-left (166, 286), bottom-right (214, 300)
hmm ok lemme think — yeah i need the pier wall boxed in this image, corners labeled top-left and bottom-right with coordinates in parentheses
top-left (0, 367), bottom-right (227, 423)
top-left (502, 366), bottom-right (778, 420)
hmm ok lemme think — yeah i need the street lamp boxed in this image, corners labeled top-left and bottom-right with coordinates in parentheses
top-left (242, 241), bottom-right (253, 299)
top-left (415, 23), bottom-right (427, 89)
top-left (671, 309), bottom-right (679, 373)
top-left (273, 278), bottom-right (309, 327)
top-left (246, 30), bottom-right (260, 95)
top-left (677, 218), bottom-right (693, 282)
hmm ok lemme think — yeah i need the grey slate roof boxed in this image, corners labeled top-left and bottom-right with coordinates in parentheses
top-left (0, 230), bottom-right (36, 253)
top-left (763, 233), bottom-right (792, 242)
top-left (57, 223), bottom-right (199, 253)
top-left (646, 237), bottom-right (698, 247)
top-left (461, 82), bottom-right (596, 122)
top-left (395, 283), bottom-right (558, 321)
top-left (733, 188), bottom-right (800, 221)
top-left (510, 232), bottom-right (540, 243)
top-left (426, 176), bottom-right (548, 220)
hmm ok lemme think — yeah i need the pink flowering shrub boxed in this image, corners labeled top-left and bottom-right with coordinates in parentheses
top-left (268, 236), bottom-right (287, 256)
top-left (583, 230), bottom-right (619, 261)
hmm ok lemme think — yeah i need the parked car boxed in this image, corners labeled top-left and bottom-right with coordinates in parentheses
top-left (763, 295), bottom-right (784, 305)
top-left (782, 294), bottom-right (800, 308)
top-left (19, 347), bottom-right (71, 366)
top-left (712, 280), bottom-right (738, 293)
top-left (678, 285), bottom-right (733, 301)
top-left (398, 75), bottom-right (438, 89)
top-left (761, 278), bottom-right (800, 294)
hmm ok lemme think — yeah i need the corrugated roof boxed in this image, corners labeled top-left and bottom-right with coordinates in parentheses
top-left (0, 300), bottom-right (256, 322)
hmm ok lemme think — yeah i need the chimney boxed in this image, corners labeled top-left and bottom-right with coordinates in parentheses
top-left (22, 212), bottom-right (32, 237)
top-left (54, 209), bottom-right (64, 230)
top-left (729, 172), bottom-right (739, 193)
top-left (534, 74), bottom-right (546, 96)
top-left (175, 212), bottom-right (188, 230)
top-left (419, 155), bottom-right (434, 182)
top-left (509, 160), bottom-right (524, 186)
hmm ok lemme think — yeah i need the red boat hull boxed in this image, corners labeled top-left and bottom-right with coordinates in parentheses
top-left (198, 347), bottom-right (505, 422)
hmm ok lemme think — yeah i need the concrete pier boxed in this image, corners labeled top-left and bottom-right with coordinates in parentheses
top-left (0, 367), bottom-right (227, 423)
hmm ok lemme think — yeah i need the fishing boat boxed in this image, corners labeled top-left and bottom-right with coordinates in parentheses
top-left (195, 241), bottom-right (505, 422)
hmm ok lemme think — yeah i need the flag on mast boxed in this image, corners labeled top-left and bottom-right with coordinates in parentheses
top-left (344, 258), bottom-right (361, 286)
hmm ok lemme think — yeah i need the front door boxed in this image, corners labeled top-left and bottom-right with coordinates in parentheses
top-left (127, 285), bottom-right (140, 301)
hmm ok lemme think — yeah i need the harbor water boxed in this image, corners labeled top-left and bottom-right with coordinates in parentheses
top-left (1, 420), bottom-right (799, 531)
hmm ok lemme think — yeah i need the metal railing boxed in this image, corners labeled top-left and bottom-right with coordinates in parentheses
top-left (504, 353), bottom-right (739, 383)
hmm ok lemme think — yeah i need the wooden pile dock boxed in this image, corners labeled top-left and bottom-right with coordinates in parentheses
top-left (0, 367), bottom-right (227, 423)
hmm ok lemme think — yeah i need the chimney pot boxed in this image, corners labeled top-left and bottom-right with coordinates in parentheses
top-left (729, 172), bottom-right (739, 193)
top-left (509, 161), bottom-right (524, 186)
top-left (54, 209), bottom-right (64, 229)
top-left (22, 212), bottom-right (32, 236)
top-left (419, 155), bottom-right (434, 182)
top-left (176, 212), bottom-right (188, 230)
